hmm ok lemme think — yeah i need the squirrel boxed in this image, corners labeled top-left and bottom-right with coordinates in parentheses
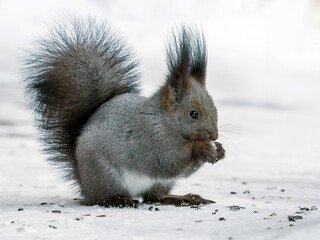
top-left (23, 18), bottom-right (225, 207)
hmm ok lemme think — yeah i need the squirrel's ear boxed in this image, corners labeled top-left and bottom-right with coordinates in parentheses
top-left (160, 71), bottom-right (190, 110)
top-left (160, 26), bottom-right (207, 110)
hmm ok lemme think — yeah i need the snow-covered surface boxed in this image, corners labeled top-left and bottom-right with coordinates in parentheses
top-left (0, 0), bottom-right (320, 239)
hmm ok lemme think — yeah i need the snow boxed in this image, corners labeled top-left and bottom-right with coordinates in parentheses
top-left (0, 0), bottom-right (320, 239)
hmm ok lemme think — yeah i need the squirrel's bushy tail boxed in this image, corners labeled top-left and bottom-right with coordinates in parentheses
top-left (23, 17), bottom-right (140, 183)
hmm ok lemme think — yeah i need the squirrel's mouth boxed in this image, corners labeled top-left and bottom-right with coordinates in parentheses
top-left (183, 131), bottom-right (218, 143)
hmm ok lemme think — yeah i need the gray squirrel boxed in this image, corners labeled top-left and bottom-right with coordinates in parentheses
top-left (23, 18), bottom-right (225, 207)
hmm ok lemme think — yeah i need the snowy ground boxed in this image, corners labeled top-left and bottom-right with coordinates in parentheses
top-left (0, 0), bottom-right (320, 239)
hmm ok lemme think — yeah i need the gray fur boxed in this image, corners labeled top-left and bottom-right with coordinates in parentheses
top-left (76, 79), bottom-right (217, 204)
top-left (23, 18), bottom-right (222, 205)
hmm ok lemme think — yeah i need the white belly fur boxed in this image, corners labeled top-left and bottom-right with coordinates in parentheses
top-left (122, 170), bottom-right (171, 197)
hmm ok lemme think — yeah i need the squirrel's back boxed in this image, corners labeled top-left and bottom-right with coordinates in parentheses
top-left (23, 18), bottom-right (140, 182)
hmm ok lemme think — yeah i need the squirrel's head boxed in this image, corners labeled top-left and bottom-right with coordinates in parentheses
top-left (160, 26), bottom-right (218, 142)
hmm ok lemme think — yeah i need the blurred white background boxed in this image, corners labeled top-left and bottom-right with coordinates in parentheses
top-left (1, 0), bottom-right (320, 103)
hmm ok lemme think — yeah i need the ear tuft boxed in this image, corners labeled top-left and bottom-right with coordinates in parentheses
top-left (162, 25), bottom-right (207, 109)
top-left (190, 31), bottom-right (207, 85)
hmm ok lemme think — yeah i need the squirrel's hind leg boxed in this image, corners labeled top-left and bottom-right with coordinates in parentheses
top-left (142, 183), bottom-right (214, 206)
top-left (92, 196), bottom-right (139, 208)
top-left (159, 194), bottom-right (215, 206)
top-left (142, 183), bottom-right (215, 206)
top-left (77, 156), bottom-right (135, 207)
top-left (142, 183), bottom-right (174, 204)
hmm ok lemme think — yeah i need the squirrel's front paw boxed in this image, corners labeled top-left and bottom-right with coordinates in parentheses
top-left (192, 141), bottom-right (225, 164)
top-left (213, 142), bottom-right (225, 161)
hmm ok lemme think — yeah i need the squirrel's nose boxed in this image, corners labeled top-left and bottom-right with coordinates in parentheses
top-left (209, 131), bottom-right (218, 141)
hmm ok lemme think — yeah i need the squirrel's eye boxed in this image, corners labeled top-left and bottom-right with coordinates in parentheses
top-left (190, 110), bottom-right (199, 119)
